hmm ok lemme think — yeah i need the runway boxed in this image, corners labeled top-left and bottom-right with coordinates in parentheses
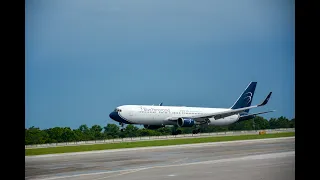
top-left (25, 137), bottom-right (295, 180)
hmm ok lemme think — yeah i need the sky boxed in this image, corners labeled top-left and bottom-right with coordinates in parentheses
top-left (25, 0), bottom-right (295, 130)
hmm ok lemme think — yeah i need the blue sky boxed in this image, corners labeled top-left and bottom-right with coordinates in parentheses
top-left (25, 0), bottom-right (295, 130)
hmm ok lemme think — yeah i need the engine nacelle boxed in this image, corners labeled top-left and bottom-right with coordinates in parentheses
top-left (143, 125), bottom-right (164, 130)
top-left (177, 118), bottom-right (195, 127)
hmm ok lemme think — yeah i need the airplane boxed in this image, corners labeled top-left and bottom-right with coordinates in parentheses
top-left (109, 82), bottom-right (275, 134)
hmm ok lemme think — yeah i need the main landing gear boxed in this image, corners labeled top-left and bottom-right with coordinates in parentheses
top-left (192, 124), bottom-right (203, 134)
top-left (192, 129), bottom-right (201, 134)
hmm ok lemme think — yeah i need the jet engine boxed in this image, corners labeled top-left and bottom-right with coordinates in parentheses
top-left (177, 118), bottom-right (195, 127)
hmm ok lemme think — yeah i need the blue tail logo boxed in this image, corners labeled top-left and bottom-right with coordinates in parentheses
top-left (230, 82), bottom-right (257, 113)
top-left (244, 92), bottom-right (253, 105)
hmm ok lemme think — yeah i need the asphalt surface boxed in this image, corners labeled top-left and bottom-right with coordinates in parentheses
top-left (25, 137), bottom-right (295, 180)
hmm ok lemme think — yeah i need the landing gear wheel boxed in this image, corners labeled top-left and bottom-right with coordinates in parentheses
top-left (192, 129), bottom-right (201, 134)
top-left (120, 123), bottom-right (125, 132)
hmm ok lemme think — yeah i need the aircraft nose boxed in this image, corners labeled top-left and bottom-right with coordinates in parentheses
top-left (109, 111), bottom-right (117, 120)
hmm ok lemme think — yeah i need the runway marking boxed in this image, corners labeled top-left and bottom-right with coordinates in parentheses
top-left (30, 151), bottom-right (294, 180)
top-left (26, 137), bottom-right (294, 159)
top-left (170, 157), bottom-right (188, 164)
top-left (92, 168), bottom-right (148, 180)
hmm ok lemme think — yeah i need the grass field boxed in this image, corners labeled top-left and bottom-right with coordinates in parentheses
top-left (25, 132), bottom-right (294, 156)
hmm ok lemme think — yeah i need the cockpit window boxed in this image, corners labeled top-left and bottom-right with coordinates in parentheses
top-left (114, 108), bottom-right (122, 112)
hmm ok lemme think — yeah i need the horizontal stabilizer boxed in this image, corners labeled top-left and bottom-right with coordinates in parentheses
top-left (250, 110), bottom-right (275, 116)
top-left (238, 110), bottom-right (275, 122)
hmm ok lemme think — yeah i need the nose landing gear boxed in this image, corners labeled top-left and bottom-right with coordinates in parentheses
top-left (119, 122), bottom-right (125, 131)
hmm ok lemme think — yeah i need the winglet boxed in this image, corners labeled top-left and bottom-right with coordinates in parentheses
top-left (258, 92), bottom-right (272, 106)
top-left (159, 103), bottom-right (163, 106)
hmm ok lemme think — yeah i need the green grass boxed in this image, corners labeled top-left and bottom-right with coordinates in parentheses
top-left (25, 132), bottom-right (294, 156)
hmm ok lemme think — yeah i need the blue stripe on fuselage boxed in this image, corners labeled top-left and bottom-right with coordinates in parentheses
top-left (109, 112), bottom-right (134, 124)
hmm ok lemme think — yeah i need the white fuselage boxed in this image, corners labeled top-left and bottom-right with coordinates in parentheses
top-left (113, 105), bottom-right (240, 126)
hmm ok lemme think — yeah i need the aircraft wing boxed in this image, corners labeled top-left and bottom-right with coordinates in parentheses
top-left (167, 92), bottom-right (272, 122)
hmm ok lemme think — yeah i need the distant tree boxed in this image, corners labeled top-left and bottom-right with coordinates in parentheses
top-left (243, 120), bottom-right (254, 130)
top-left (212, 126), bottom-right (229, 132)
top-left (104, 124), bottom-right (120, 139)
top-left (268, 116), bottom-right (290, 129)
top-left (124, 124), bottom-right (139, 137)
top-left (90, 125), bottom-right (103, 140)
top-left (25, 126), bottom-right (49, 145)
top-left (61, 127), bottom-right (76, 142)
top-left (138, 128), bottom-right (160, 136)
top-left (277, 116), bottom-right (290, 128)
top-left (252, 116), bottom-right (270, 130)
top-left (180, 127), bottom-right (193, 134)
top-left (78, 124), bottom-right (92, 140)
top-left (198, 125), bottom-right (209, 133)
top-left (45, 127), bottom-right (64, 143)
top-left (269, 118), bottom-right (278, 129)
top-left (202, 125), bottom-right (228, 133)
top-left (156, 127), bottom-right (172, 135)
top-left (171, 125), bottom-right (180, 135)
top-left (290, 118), bottom-right (295, 128)
top-left (228, 121), bottom-right (245, 130)
top-left (73, 129), bottom-right (84, 141)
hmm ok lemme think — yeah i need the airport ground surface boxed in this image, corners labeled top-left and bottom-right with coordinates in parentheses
top-left (26, 137), bottom-right (295, 180)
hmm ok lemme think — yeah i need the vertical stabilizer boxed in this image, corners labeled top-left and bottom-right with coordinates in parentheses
top-left (230, 82), bottom-right (257, 113)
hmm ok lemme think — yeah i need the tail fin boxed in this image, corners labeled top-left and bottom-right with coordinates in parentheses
top-left (230, 82), bottom-right (257, 113)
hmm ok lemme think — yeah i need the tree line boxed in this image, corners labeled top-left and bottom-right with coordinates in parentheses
top-left (25, 116), bottom-right (294, 145)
